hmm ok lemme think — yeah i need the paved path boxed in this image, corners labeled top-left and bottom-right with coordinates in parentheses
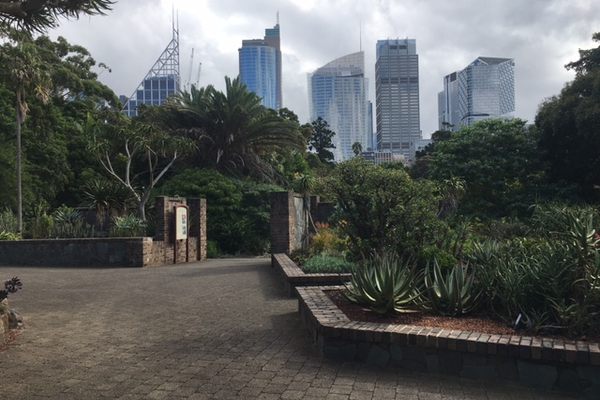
top-left (0, 258), bottom-right (573, 399)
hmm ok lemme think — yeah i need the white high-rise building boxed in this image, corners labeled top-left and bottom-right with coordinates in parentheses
top-left (439, 57), bottom-right (515, 131)
top-left (308, 52), bottom-right (369, 161)
top-left (375, 39), bottom-right (421, 161)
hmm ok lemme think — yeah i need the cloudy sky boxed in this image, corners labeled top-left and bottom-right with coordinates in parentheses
top-left (52, 0), bottom-right (600, 136)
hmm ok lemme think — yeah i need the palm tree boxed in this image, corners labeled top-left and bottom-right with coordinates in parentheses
top-left (168, 77), bottom-right (305, 180)
top-left (352, 141), bottom-right (363, 157)
top-left (0, 32), bottom-right (50, 232)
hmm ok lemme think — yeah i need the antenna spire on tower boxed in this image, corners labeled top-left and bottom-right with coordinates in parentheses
top-left (359, 20), bottom-right (362, 52)
top-left (276, 10), bottom-right (280, 26)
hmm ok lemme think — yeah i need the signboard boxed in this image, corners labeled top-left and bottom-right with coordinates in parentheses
top-left (175, 206), bottom-right (188, 240)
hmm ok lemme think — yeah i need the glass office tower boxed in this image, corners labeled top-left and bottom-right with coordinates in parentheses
top-left (122, 25), bottom-right (180, 117)
top-left (438, 57), bottom-right (515, 130)
top-left (239, 24), bottom-right (282, 109)
top-left (308, 52), bottom-right (369, 161)
top-left (375, 39), bottom-right (421, 161)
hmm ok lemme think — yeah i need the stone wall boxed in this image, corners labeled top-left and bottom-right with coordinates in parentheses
top-left (0, 196), bottom-right (207, 268)
top-left (270, 192), bottom-right (336, 254)
top-left (0, 238), bottom-right (148, 267)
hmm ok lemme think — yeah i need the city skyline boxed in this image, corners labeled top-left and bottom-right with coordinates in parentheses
top-left (50, 0), bottom-right (600, 136)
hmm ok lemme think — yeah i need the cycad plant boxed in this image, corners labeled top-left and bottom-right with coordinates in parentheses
top-left (424, 259), bottom-right (480, 316)
top-left (166, 77), bottom-right (305, 180)
top-left (345, 253), bottom-right (421, 315)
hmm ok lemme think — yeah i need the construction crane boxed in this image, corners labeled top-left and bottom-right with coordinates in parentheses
top-left (194, 62), bottom-right (202, 88)
top-left (186, 48), bottom-right (195, 90)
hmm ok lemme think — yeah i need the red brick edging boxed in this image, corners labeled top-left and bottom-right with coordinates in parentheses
top-left (271, 253), bottom-right (351, 296)
top-left (297, 285), bottom-right (600, 395)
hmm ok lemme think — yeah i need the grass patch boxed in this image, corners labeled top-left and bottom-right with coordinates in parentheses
top-left (302, 253), bottom-right (354, 273)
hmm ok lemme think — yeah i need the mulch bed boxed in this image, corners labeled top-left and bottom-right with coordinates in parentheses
top-left (328, 289), bottom-right (600, 342)
top-left (327, 289), bottom-right (523, 336)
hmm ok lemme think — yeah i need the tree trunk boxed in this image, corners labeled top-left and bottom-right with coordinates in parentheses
top-left (15, 94), bottom-right (23, 234)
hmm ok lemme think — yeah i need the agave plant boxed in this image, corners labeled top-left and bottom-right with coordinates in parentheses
top-left (424, 259), bottom-right (480, 316)
top-left (345, 253), bottom-right (421, 315)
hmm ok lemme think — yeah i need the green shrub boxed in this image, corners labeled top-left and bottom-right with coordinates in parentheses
top-left (51, 206), bottom-right (95, 238)
top-left (159, 169), bottom-right (281, 255)
top-left (0, 209), bottom-right (18, 233)
top-left (207, 240), bottom-right (220, 258)
top-left (469, 205), bottom-right (600, 336)
top-left (303, 253), bottom-right (354, 273)
top-left (321, 158), bottom-right (445, 259)
top-left (27, 204), bottom-right (54, 239)
top-left (345, 253), bottom-right (422, 315)
top-left (110, 215), bottom-right (146, 237)
top-left (0, 231), bottom-right (20, 241)
top-left (309, 224), bottom-right (347, 256)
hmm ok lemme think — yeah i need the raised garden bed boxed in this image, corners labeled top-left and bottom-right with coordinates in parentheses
top-left (297, 285), bottom-right (600, 397)
top-left (271, 253), bottom-right (351, 297)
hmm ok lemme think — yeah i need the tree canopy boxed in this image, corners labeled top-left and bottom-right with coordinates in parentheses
top-left (536, 32), bottom-right (600, 199)
top-left (0, 0), bottom-right (113, 33)
top-left (427, 119), bottom-right (545, 218)
top-left (308, 117), bottom-right (336, 164)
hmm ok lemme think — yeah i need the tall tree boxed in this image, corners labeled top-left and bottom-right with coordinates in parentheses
top-left (86, 109), bottom-right (192, 221)
top-left (0, 31), bottom-right (51, 232)
top-left (0, 0), bottom-right (113, 33)
top-left (536, 32), bottom-right (600, 199)
top-left (428, 119), bottom-right (545, 218)
top-left (308, 117), bottom-right (336, 164)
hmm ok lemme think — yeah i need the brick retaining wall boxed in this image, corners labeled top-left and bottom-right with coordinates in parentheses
top-left (271, 253), bottom-right (351, 296)
top-left (297, 285), bottom-right (600, 397)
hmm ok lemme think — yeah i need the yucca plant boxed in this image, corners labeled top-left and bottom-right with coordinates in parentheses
top-left (345, 253), bottom-right (421, 315)
top-left (424, 259), bottom-right (480, 316)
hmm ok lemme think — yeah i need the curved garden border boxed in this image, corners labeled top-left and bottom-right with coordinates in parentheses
top-left (297, 285), bottom-right (600, 397)
top-left (271, 253), bottom-right (351, 297)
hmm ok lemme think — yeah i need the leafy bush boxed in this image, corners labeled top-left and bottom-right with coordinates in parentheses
top-left (110, 215), bottom-right (146, 237)
top-left (51, 206), bottom-right (95, 238)
top-left (427, 119), bottom-right (546, 218)
top-left (345, 253), bottom-right (422, 315)
top-left (321, 158), bottom-right (445, 259)
top-left (0, 208), bottom-right (18, 233)
top-left (0, 231), bottom-right (20, 241)
top-left (424, 259), bottom-right (480, 316)
top-left (26, 204), bottom-right (54, 239)
top-left (309, 223), bottom-right (347, 256)
top-left (303, 253), bottom-right (354, 273)
top-left (207, 240), bottom-right (220, 258)
top-left (160, 169), bottom-right (281, 255)
top-left (470, 205), bottom-right (600, 335)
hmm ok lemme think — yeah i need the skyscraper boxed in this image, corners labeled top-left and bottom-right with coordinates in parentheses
top-left (438, 57), bottom-right (515, 130)
top-left (239, 23), bottom-right (282, 109)
top-left (122, 24), bottom-right (180, 117)
top-left (308, 52), bottom-right (369, 161)
top-left (375, 39), bottom-right (421, 160)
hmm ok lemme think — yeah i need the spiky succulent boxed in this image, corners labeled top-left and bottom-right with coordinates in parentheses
top-left (424, 259), bottom-right (480, 316)
top-left (345, 253), bottom-right (422, 315)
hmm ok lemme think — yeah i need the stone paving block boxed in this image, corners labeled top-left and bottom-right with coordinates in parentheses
top-left (0, 258), bottom-right (577, 400)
